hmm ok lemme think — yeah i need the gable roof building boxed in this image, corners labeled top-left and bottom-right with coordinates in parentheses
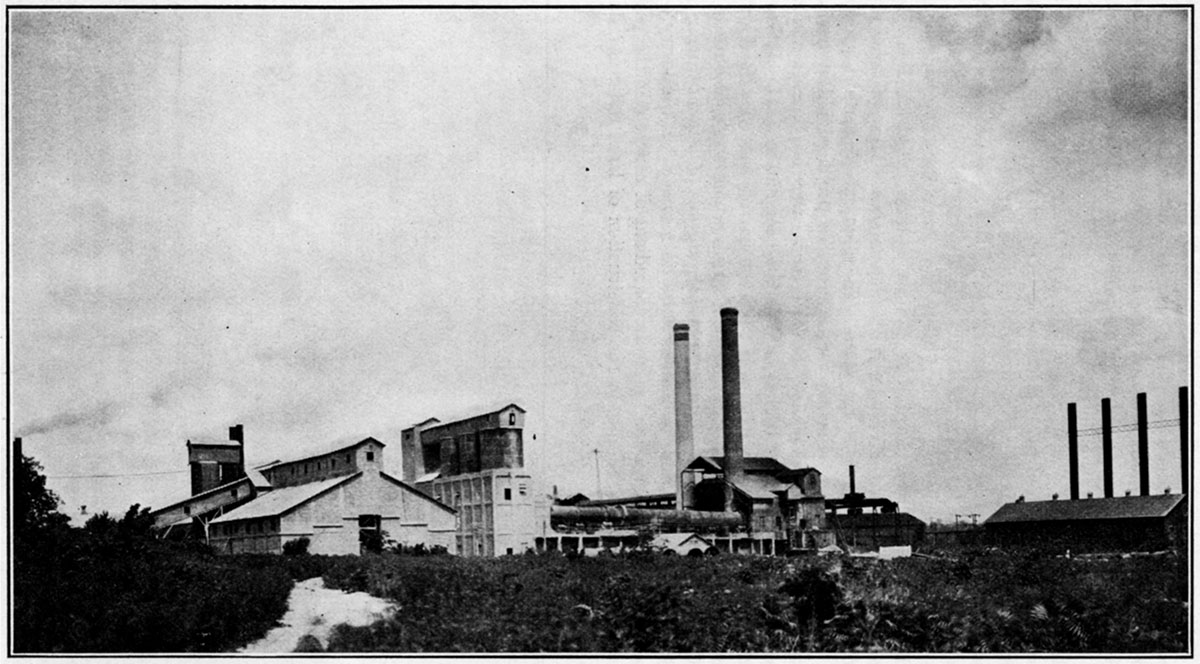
top-left (150, 428), bottom-right (457, 555)
top-left (984, 494), bottom-right (1187, 553)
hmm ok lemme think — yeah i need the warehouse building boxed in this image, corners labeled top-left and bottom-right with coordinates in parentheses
top-left (825, 465), bottom-right (926, 550)
top-left (984, 389), bottom-right (1189, 553)
top-left (150, 429), bottom-right (457, 554)
top-left (985, 493), bottom-right (1186, 553)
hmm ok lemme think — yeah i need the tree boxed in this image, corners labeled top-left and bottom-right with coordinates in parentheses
top-left (14, 453), bottom-right (68, 541)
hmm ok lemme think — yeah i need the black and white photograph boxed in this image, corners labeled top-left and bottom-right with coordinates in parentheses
top-left (8, 4), bottom-right (1192, 654)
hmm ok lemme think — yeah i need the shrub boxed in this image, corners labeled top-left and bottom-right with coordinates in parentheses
top-left (282, 537), bottom-right (310, 556)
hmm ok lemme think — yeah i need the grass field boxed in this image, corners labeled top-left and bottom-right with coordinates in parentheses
top-left (314, 549), bottom-right (1189, 653)
top-left (13, 532), bottom-right (1188, 654)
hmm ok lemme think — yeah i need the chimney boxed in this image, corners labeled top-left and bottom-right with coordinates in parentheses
top-left (673, 323), bottom-right (695, 510)
top-left (1102, 398), bottom-right (1113, 498)
top-left (849, 465), bottom-right (857, 494)
top-left (1067, 403), bottom-right (1079, 500)
top-left (1137, 392), bottom-right (1149, 496)
top-left (720, 307), bottom-right (744, 512)
top-left (1180, 386), bottom-right (1189, 494)
top-left (229, 424), bottom-right (245, 478)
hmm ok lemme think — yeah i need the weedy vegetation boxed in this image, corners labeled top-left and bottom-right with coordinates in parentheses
top-left (12, 452), bottom-right (1188, 654)
top-left (317, 549), bottom-right (1188, 653)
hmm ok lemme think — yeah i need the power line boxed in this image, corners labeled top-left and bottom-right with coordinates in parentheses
top-left (47, 469), bottom-right (187, 479)
top-left (1077, 419), bottom-right (1180, 436)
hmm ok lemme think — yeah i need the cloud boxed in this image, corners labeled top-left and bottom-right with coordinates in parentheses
top-left (17, 401), bottom-right (123, 437)
top-left (919, 11), bottom-right (1048, 98)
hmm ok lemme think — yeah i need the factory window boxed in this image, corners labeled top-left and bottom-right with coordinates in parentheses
top-left (366, 451), bottom-right (375, 462)
top-left (509, 413), bottom-right (516, 425)
top-left (775, 516), bottom-right (782, 530)
top-left (358, 514), bottom-right (382, 530)
top-left (331, 458), bottom-right (336, 469)
top-left (504, 488), bottom-right (512, 501)
top-left (518, 484), bottom-right (527, 496)
top-left (184, 506), bottom-right (191, 516)
top-left (506, 548), bottom-right (514, 555)
top-left (231, 488), bottom-right (238, 498)
top-left (345, 454), bottom-right (351, 464)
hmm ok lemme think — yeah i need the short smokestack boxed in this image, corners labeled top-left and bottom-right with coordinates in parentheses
top-left (673, 324), bottom-right (695, 510)
top-left (229, 424), bottom-right (245, 477)
top-left (720, 307), bottom-right (744, 512)
top-left (1180, 386), bottom-right (1189, 494)
top-left (849, 465), bottom-right (857, 494)
top-left (1067, 403), bottom-right (1079, 500)
top-left (1102, 398), bottom-right (1113, 498)
top-left (1138, 393), bottom-right (1149, 496)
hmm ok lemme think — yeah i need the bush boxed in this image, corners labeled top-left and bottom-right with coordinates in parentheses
top-left (14, 532), bottom-right (294, 653)
top-left (282, 537), bottom-right (310, 556)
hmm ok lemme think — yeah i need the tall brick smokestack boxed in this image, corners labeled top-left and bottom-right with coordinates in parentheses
top-left (1102, 398), bottom-right (1113, 498)
top-left (673, 324), bottom-right (694, 509)
top-left (1180, 386), bottom-right (1189, 494)
top-left (1067, 403), bottom-right (1079, 500)
top-left (1138, 393), bottom-right (1149, 496)
top-left (720, 307), bottom-right (744, 512)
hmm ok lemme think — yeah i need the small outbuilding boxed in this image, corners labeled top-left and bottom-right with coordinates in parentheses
top-left (650, 532), bottom-right (716, 557)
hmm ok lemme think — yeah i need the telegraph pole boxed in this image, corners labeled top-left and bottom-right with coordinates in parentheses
top-left (593, 448), bottom-right (602, 499)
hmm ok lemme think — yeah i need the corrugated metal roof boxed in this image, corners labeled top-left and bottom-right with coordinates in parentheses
top-left (210, 473), bottom-right (359, 523)
top-left (985, 494), bottom-right (1185, 524)
top-left (731, 473), bottom-right (792, 500)
top-left (423, 402), bottom-right (525, 430)
top-left (687, 456), bottom-right (791, 474)
top-left (245, 467), bottom-right (272, 489)
top-left (187, 438), bottom-right (241, 448)
top-left (257, 437), bottom-right (384, 471)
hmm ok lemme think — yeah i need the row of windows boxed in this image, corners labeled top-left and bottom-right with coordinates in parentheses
top-left (213, 518), bottom-right (278, 537)
top-left (281, 451), bottom-right (374, 479)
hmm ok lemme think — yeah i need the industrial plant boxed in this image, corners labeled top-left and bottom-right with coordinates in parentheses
top-left (139, 307), bottom-right (1188, 558)
top-left (983, 389), bottom-right (1190, 552)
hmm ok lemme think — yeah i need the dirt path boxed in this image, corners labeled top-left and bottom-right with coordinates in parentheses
top-left (238, 577), bottom-right (396, 653)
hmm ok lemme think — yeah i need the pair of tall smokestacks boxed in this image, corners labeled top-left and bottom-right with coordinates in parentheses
top-left (1066, 387), bottom-right (1189, 500)
top-left (674, 308), bottom-right (745, 513)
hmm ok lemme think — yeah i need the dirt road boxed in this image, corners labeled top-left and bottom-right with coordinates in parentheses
top-left (238, 577), bottom-right (395, 653)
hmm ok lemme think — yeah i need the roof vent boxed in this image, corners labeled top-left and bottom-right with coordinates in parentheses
top-left (1165, 487), bottom-right (1171, 494)
top-left (1125, 489), bottom-right (1132, 497)
top-left (1016, 495), bottom-right (1025, 503)
top-left (1087, 492), bottom-right (1093, 499)
top-left (1051, 493), bottom-right (1059, 500)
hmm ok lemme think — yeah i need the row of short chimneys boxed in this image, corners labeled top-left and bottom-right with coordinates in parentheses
top-left (673, 308), bottom-right (746, 513)
top-left (1066, 387), bottom-right (1188, 500)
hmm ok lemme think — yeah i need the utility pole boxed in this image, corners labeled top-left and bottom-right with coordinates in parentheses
top-left (593, 448), bottom-right (602, 499)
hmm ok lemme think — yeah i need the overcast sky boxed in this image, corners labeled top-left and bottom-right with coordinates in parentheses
top-left (9, 8), bottom-right (1190, 525)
